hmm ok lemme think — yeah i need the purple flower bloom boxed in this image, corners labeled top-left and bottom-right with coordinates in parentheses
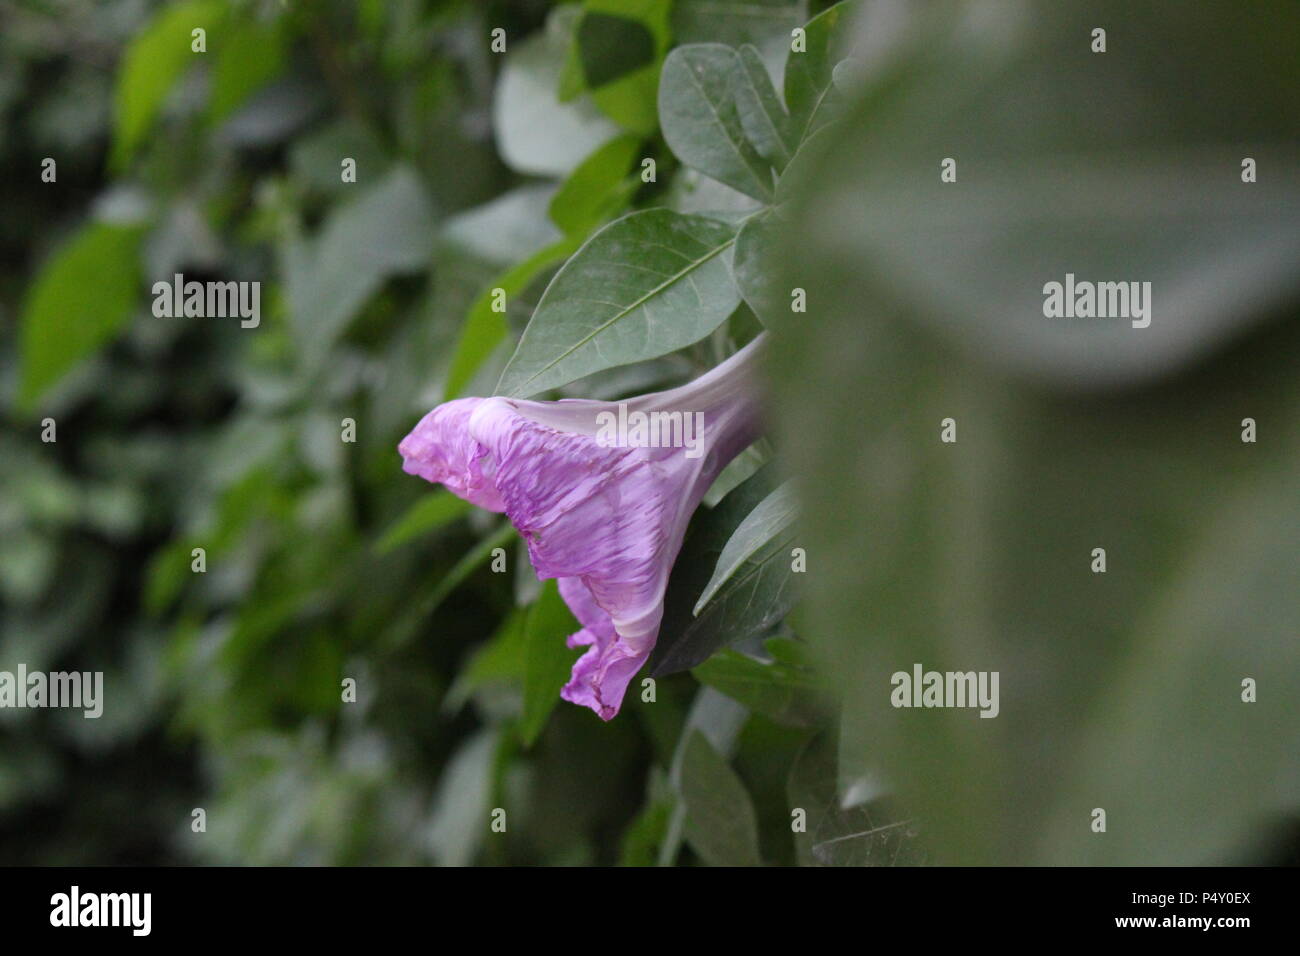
top-left (399, 337), bottom-right (765, 720)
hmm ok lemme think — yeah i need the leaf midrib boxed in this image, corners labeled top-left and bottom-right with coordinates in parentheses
top-left (504, 228), bottom-right (738, 396)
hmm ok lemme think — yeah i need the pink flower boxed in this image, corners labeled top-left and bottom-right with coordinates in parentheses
top-left (398, 337), bottom-right (765, 719)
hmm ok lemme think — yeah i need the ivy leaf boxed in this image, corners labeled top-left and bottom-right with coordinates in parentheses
top-left (520, 580), bottom-right (582, 747)
top-left (680, 730), bottom-right (762, 865)
top-left (659, 44), bottom-right (774, 201)
top-left (19, 222), bottom-right (145, 409)
top-left (496, 209), bottom-right (741, 398)
top-left (694, 478), bottom-right (798, 615)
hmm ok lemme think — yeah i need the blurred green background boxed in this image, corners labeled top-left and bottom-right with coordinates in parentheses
top-left (1, 0), bottom-right (1296, 866)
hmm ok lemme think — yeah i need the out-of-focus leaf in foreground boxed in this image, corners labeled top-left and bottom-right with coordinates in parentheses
top-left (767, 0), bottom-right (1300, 864)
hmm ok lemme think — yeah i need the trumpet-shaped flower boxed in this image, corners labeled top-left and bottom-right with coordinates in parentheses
top-left (398, 337), bottom-right (765, 720)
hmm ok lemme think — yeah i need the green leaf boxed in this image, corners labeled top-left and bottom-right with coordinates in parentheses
top-left (651, 464), bottom-right (797, 676)
top-left (680, 730), bottom-right (762, 865)
top-left (576, 0), bottom-right (672, 135)
top-left (691, 638), bottom-right (820, 727)
top-left (767, 0), bottom-right (1300, 864)
top-left (112, 0), bottom-right (227, 169)
top-left (373, 492), bottom-right (472, 555)
top-left (659, 44), bottom-right (774, 201)
top-left (694, 478), bottom-right (798, 614)
top-left (783, 1), bottom-right (853, 145)
top-left (731, 210), bottom-right (784, 324)
top-left (618, 796), bottom-right (674, 866)
top-left (209, 18), bottom-right (286, 124)
top-left (520, 580), bottom-right (582, 747)
top-left (19, 222), bottom-right (144, 409)
top-left (548, 133), bottom-right (642, 237)
top-left (443, 235), bottom-right (582, 401)
top-left (443, 609), bottom-right (528, 713)
top-left (672, 0), bottom-right (807, 50)
top-left (734, 45), bottom-right (797, 172)
top-left (496, 209), bottom-right (741, 398)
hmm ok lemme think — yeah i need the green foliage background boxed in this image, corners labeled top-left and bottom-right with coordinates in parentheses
top-left (0, 0), bottom-right (1296, 866)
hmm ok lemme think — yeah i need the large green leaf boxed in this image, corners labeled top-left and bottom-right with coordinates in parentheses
top-left (496, 209), bottom-right (741, 398)
top-left (767, 0), bottom-right (1300, 864)
top-left (19, 222), bottom-right (145, 409)
top-left (679, 730), bottom-right (762, 865)
top-left (520, 580), bottom-right (582, 746)
top-left (658, 45), bottom-right (774, 202)
top-left (112, 0), bottom-right (227, 168)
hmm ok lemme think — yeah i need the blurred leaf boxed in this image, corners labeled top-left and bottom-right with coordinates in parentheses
top-left (768, 0), bottom-right (1300, 864)
top-left (659, 44), bottom-right (774, 201)
top-left (576, 0), bottom-right (671, 135)
top-left (210, 17), bottom-right (286, 124)
top-left (283, 166), bottom-right (435, 365)
top-left (520, 580), bottom-right (582, 747)
top-left (428, 728), bottom-right (498, 866)
top-left (425, 523), bottom-right (517, 619)
top-left (694, 478), bottom-right (798, 614)
top-left (112, 0), bottom-right (227, 168)
top-left (374, 492), bottom-right (472, 555)
top-left (443, 235), bottom-right (581, 401)
top-left (497, 209), bottom-right (741, 397)
top-left (788, 732), bottom-right (927, 866)
top-left (691, 638), bottom-right (820, 727)
top-left (443, 609), bottom-right (528, 713)
top-left (672, 0), bottom-right (807, 49)
top-left (680, 730), bottom-right (761, 865)
top-left (548, 133), bottom-right (642, 236)
top-left (493, 7), bottom-right (621, 177)
top-left (618, 795), bottom-right (674, 866)
top-left (18, 222), bottom-right (144, 409)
